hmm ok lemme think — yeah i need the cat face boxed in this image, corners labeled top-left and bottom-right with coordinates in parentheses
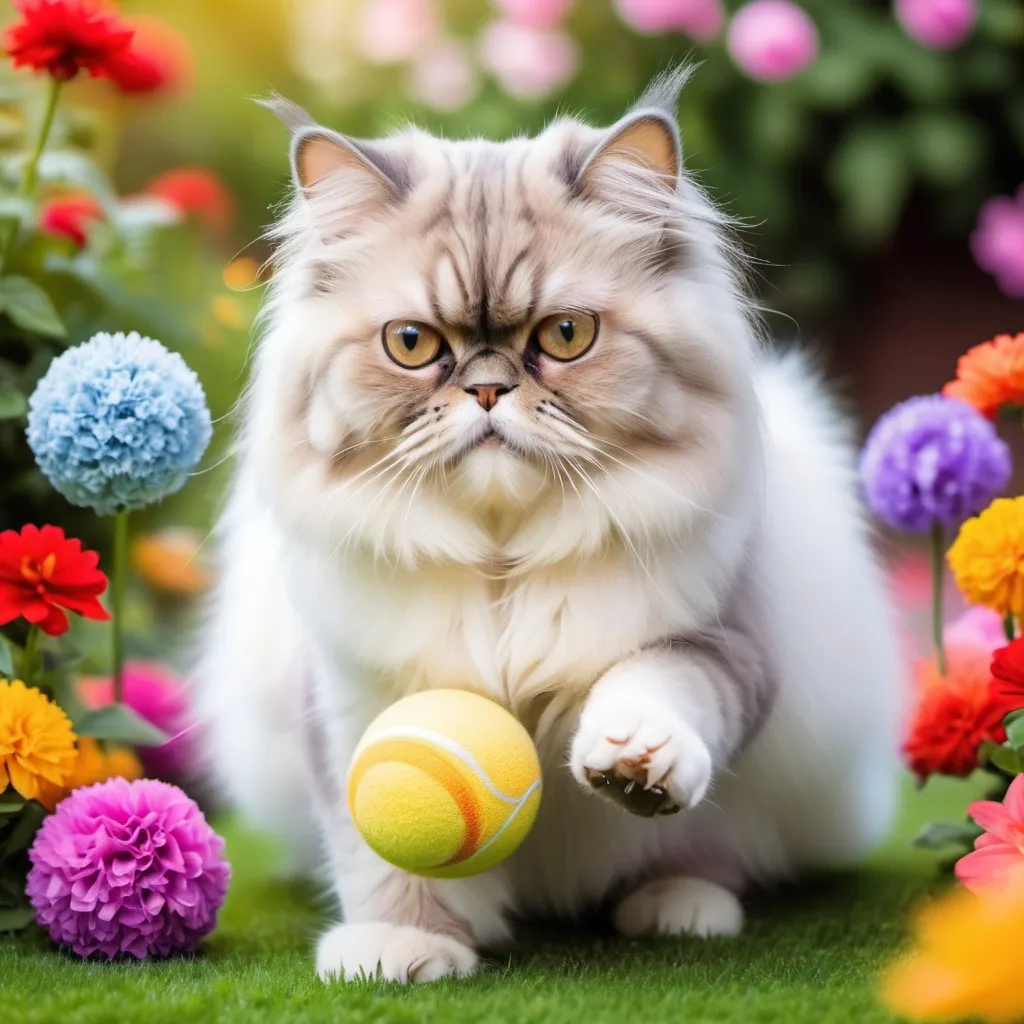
top-left (252, 76), bottom-right (758, 566)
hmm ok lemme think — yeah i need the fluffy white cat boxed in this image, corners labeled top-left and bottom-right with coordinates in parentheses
top-left (195, 71), bottom-right (904, 983)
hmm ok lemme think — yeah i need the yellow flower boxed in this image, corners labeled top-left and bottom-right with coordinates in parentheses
top-left (0, 679), bottom-right (76, 806)
top-left (35, 738), bottom-right (143, 810)
top-left (131, 527), bottom-right (210, 595)
top-left (881, 878), bottom-right (1024, 1022)
top-left (948, 497), bottom-right (1024, 618)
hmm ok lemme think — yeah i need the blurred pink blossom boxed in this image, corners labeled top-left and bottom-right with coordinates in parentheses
top-left (971, 187), bottom-right (1024, 299)
top-left (727, 0), bottom-right (819, 82)
top-left (945, 606), bottom-right (1007, 652)
top-left (614, 0), bottom-right (724, 40)
top-left (495, 0), bottom-right (574, 30)
top-left (357, 0), bottom-right (438, 64)
top-left (408, 37), bottom-right (478, 111)
top-left (479, 19), bottom-right (578, 100)
top-left (895, 0), bottom-right (978, 50)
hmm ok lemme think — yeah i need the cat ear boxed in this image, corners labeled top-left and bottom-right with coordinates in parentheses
top-left (578, 110), bottom-right (681, 197)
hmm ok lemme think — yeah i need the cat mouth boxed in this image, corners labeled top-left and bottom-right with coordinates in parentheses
top-left (477, 428), bottom-right (503, 449)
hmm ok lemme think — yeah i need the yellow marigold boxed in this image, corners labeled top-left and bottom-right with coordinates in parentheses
top-left (881, 877), bottom-right (1024, 1022)
top-left (35, 738), bottom-right (143, 810)
top-left (0, 679), bottom-right (76, 806)
top-left (948, 497), bottom-right (1024, 619)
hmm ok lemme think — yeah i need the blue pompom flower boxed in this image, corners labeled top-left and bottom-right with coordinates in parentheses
top-left (27, 332), bottom-right (212, 515)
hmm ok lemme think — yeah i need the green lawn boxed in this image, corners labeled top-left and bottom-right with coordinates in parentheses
top-left (1, 776), bottom-right (983, 1024)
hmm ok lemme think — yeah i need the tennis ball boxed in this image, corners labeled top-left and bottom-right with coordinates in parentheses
top-left (347, 690), bottom-right (542, 878)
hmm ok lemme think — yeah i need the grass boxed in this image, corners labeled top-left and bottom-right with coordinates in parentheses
top-left (1, 774), bottom-right (984, 1024)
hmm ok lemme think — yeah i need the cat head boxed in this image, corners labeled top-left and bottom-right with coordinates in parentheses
top-left (246, 69), bottom-right (761, 569)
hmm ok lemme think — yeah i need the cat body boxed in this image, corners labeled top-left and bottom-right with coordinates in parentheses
top-left (196, 74), bottom-right (903, 982)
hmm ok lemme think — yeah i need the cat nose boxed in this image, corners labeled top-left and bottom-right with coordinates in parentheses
top-left (464, 383), bottom-right (515, 412)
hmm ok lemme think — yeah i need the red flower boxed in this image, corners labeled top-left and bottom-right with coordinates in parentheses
top-left (107, 15), bottom-right (194, 95)
top-left (4, 0), bottom-right (133, 83)
top-left (144, 167), bottom-right (234, 235)
top-left (0, 525), bottom-right (110, 637)
top-left (904, 641), bottom-right (1018, 782)
top-left (992, 637), bottom-right (1024, 710)
top-left (39, 193), bottom-right (103, 247)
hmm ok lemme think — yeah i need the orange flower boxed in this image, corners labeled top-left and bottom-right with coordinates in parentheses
top-left (131, 528), bottom-right (209, 595)
top-left (36, 737), bottom-right (142, 809)
top-left (943, 332), bottom-right (1024, 419)
top-left (0, 679), bottom-right (76, 806)
top-left (145, 167), bottom-right (234, 234)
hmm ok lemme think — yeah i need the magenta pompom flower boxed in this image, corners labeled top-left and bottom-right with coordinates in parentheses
top-left (27, 778), bottom-right (229, 959)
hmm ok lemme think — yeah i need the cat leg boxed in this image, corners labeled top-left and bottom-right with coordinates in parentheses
top-left (614, 877), bottom-right (744, 938)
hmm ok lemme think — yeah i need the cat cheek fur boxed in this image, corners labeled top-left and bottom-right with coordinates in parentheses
top-left (195, 71), bottom-right (904, 982)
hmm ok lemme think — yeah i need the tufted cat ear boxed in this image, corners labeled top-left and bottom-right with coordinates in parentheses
top-left (578, 110), bottom-right (681, 197)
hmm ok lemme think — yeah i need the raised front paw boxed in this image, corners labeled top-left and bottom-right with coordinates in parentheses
top-left (570, 700), bottom-right (712, 817)
top-left (316, 923), bottom-right (478, 984)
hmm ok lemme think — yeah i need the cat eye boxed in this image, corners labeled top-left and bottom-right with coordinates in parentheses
top-left (383, 320), bottom-right (446, 369)
top-left (534, 312), bottom-right (598, 362)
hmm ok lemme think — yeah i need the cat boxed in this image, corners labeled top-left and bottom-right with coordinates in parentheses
top-left (195, 69), bottom-right (904, 983)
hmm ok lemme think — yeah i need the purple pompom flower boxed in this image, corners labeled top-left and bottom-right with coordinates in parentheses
top-left (860, 394), bottom-right (1011, 533)
top-left (27, 778), bottom-right (229, 959)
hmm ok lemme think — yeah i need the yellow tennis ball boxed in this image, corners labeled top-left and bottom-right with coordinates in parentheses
top-left (347, 690), bottom-right (542, 879)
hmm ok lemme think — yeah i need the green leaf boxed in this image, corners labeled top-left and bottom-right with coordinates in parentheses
top-left (74, 703), bottom-right (168, 746)
top-left (0, 635), bottom-right (13, 677)
top-left (1006, 714), bottom-right (1024, 753)
top-left (0, 276), bottom-right (66, 339)
top-left (0, 388), bottom-right (28, 420)
top-left (0, 791), bottom-right (25, 815)
top-left (909, 113), bottom-right (986, 187)
top-left (0, 906), bottom-right (35, 932)
top-left (1, 802), bottom-right (45, 861)
top-left (987, 744), bottom-right (1024, 777)
top-left (913, 820), bottom-right (983, 850)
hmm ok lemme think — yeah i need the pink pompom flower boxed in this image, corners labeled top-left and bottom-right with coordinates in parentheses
top-left (479, 19), bottom-right (578, 100)
top-left (970, 187), bottom-right (1024, 299)
top-left (408, 37), bottom-right (478, 111)
top-left (614, 0), bottom-right (724, 40)
top-left (895, 0), bottom-right (978, 51)
top-left (727, 0), bottom-right (819, 82)
top-left (357, 0), bottom-right (438, 64)
top-left (27, 778), bottom-right (230, 959)
top-left (495, 0), bottom-right (574, 30)
top-left (956, 775), bottom-right (1024, 893)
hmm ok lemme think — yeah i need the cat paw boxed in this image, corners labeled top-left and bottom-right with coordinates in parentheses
top-left (615, 877), bottom-right (744, 938)
top-left (316, 923), bottom-right (478, 983)
top-left (570, 698), bottom-right (712, 817)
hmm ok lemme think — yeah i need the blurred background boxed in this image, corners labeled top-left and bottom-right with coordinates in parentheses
top-left (2, 0), bottom-right (1023, 659)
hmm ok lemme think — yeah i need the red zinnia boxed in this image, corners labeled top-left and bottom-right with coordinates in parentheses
top-left (144, 167), bottom-right (235, 235)
top-left (107, 15), bottom-right (194, 96)
top-left (992, 637), bottom-right (1024, 711)
top-left (904, 641), bottom-right (1018, 782)
top-left (0, 525), bottom-right (110, 637)
top-left (39, 193), bottom-right (103, 247)
top-left (4, 0), bottom-right (134, 83)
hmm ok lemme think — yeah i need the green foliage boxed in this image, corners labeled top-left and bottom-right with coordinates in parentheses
top-left (73, 705), bottom-right (168, 747)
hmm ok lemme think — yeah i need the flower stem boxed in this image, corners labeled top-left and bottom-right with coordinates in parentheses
top-left (20, 625), bottom-right (41, 687)
top-left (1005, 615), bottom-right (1017, 643)
top-left (111, 508), bottom-right (129, 703)
top-left (0, 78), bottom-right (63, 273)
top-left (931, 522), bottom-right (947, 676)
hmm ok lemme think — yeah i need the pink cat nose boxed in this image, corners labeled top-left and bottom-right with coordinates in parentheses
top-left (464, 383), bottom-right (515, 412)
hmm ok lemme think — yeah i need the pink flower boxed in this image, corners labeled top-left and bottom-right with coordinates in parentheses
top-left (479, 19), bottom-right (577, 100)
top-left (614, 0), bottom-right (724, 40)
top-left (727, 0), bottom-right (819, 82)
top-left (357, 0), bottom-right (438, 64)
top-left (495, 0), bottom-right (574, 30)
top-left (946, 607), bottom-right (1008, 653)
top-left (895, 0), bottom-right (978, 51)
top-left (408, 37), bottom-right (478, 111)
top-left (970, 187), bottom-right (1024, 299)
top-left (956, 775), bottom-right (1024, 893)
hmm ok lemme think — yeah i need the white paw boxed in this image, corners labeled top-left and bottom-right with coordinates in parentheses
top-left (615, 877), bottom-right (744, 938)
top-left (316, 923), bottom-right (478, 983)
top-left (570, 698), bottom-right (712, 816)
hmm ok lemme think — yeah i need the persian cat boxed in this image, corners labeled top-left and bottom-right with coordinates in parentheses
top-left (196, 70), bottom-right (903, 983)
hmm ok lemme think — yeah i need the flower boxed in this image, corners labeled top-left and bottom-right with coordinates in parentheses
top-left (881, 877), bottom-right (1024, 1023)
top-left (144, 167), bottom-right (235, 235)
top-left (726, 0), bottom-right (819, 82)
top-left (497, 0), bottom-right (575, 30)
top-left (357, 0), bottom-right (438, 64)
top-left (970, 187), bottom-right (1024, 299)
top-left (949, 498), bottom-right (1024, 620)
top-left (107, 15), bottom-right (194, 96)
top-left (39, 193), bottom-right (103, 248)
top-left (895, 0), bottom-right (978, 51)
top-left (943, 333), bottom-right (1024, 419)
top-left (614, 0), bottom-right (725, 40)
top-left (955, 775), bottom-right (1024, 893)
top-left (27, 331), bottom-right (212, 515)
top-left (0, 524), bottom-right (109, 637)
top-left (78, 661), bottom-right (195, 782)
top-left (35, 738), bottom-right (143, 811)
top-left (479, 19), bottom-right (578, 100)
top-left (991, 637), bottom-right (1024, 709)
top-left (903, 641), bottom-right (1014, 782)
top-left (27, 777), bottom-right (230, 959)
top-left (946, 606), bottom-right (1007, 652)
top-left (3, 0), bottom-right (133, 82)
top-left (408, 37), bottom-right (479, 112)
top-left (0, 679), bottom-right (76, 807)
top-left (860, 395), bottom-right (1011, 534)
top-left (131, 528), bottom-right (210, 596)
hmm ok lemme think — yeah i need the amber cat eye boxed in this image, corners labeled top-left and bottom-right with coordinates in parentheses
top-left (383, 320), bottom-right (445, 368)
top-left (534, 312), bottom-right (598, 362)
